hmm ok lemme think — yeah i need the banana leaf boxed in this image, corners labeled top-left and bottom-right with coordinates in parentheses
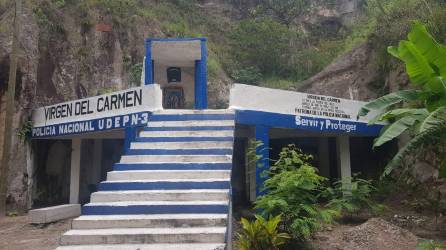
top-left (408, 21), bottom-right (446, 77)
top-left (373, 113), bottom-right (427, 148)
top-left (418, 106), bottom-right (446, 133)
top-left (357, 90), bottom-right (422, 118)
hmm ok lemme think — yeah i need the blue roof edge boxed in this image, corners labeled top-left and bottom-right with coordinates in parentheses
top-left (146, 37), bottom-right (207, 42)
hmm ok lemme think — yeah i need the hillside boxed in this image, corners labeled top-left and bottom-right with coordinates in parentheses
top-left (1, 0), bottom-right (446, 210)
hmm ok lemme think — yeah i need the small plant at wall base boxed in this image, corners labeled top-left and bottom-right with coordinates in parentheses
top-left (358, 21), bottom-right (446, 178)
top-left (255, 145), bottom-right (339, 239)
top-left (235, 214), bottom-right (291, 250)
top-left (16, 120), bottom-right (33, 142)
top-left (323, 176), bottom-right (385, 220)
top-left (231, 66), bottom-right (263, 85)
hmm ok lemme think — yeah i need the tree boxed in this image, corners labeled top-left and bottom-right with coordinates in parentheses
top-left (256, 0), bottom-right (314, 26)
top-left (230, 17), bottom-right (293, 76)
top-left (358, 21), bottom-right (446, 178)
top-left (0, 0), bottom-right (21, 216)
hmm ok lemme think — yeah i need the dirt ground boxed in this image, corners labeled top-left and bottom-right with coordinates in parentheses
top-left (0, 215), bottom-right (72, 250)
top-left (0, 203), bottom-right (444, 250)
top-left (311, 218), bottom-right (420, 250)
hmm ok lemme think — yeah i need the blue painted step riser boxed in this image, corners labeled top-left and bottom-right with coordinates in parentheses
top-left (125, 149), bottom-right (233, 155)
top-left (98, 181), bottom-right (230, 191)
top-left (150, 114), bottom-right (235, 121)
top-left (82, 205), bottom-right (228, 215)
top-left (113, 163), bottom-right (232, 171)
top-left (135, 137), bottom-right (234, 142)
top-left (144, 126), bottom-right (234, 131)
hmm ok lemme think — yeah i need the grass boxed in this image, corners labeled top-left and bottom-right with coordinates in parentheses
top-left (259, 76), bottom-right (297, 90)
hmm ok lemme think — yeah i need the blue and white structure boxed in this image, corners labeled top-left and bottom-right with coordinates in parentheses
top-left (27, 38), bottom-right (383, 250)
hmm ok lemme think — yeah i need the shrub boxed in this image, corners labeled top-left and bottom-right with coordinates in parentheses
top-left (231, 67), bottom-right (263, 85)
top-left (235, 214), bottom-right (291, 250)
top-left (324, 176), bottom-right (385, 217)
top-left (129, 63), bottom-right (143, 86)
top-left (229, 17), bottom-right (293, 76)
top-left (255, 145), bottom-right (339, 239)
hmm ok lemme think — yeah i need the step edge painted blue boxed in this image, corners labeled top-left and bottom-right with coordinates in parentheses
top-left (113, 163), bottom-right (233, 171)
top-left (98, 181), bottom-right (230, 191)
top-left (125, 148), bottom-right (233, 155)
top-left (143, 126), bottom-right (234, 131)
top-left (82, 204), bottom-right (229, 215)
top-left (149, 114), bottom-right (235, 121)
top-left (135, 137), bottom-right (234, 142)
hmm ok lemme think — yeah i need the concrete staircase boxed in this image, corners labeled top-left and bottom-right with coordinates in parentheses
top-left (57, 110), bottom-right (235, 250)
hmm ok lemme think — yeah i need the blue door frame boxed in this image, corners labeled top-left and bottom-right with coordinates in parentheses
top-left (144, 38), bottom-right (208, 109)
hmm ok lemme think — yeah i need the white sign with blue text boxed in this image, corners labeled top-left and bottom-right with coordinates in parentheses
top-left (230, 84), bottom-right (383, 135)
top-left (31, 85), bottom-right (162, 138)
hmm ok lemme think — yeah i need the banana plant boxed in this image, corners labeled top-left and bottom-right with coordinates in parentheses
top-left (358, 21), bottom-right (446, 177)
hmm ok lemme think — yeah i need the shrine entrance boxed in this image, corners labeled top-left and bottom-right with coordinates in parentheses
top-left (144, 38), bottom-right (208, 109)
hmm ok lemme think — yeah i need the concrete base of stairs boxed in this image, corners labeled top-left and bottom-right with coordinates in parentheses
top-left (28, 204), bottom-right (81, 224)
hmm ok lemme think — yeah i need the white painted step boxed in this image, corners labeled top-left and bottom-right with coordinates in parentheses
top-left (101, 178), bottom-right (229, 184)
top-left (153, 109), bottom-right (234, 115)
top-left (139, 130), bottom-right (233, 138)
top-left (107, 170), bottom-right (231, 181)
top-left (147, 120), bottom-right (235, 127)
top-left (60, 227), bottom-right (227, 245)
top-left (120, 155), bottom-right (232, 163)
top-left (72, 214), bottom-right (227, 229)
top-left (56, 243), bottom-right (226, 250)
top-left (91, 190), bottom-right (229, 202)
top-left (85, 201), bottom-right (228, 206)
top-left (130, 141), bottom-right (234, 149)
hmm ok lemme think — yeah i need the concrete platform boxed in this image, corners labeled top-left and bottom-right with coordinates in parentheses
top-left (90, 189), bottom-right (229, 202)
top-left (139, 130), bottom-right (234, 137)
top-left (72, 214), bottom-right (227, 229)
top-left (56, 243), bottom-right (226, 250)
top-left (130, 141), bottom-right (233, 149)
top-left (120, 155), bottom-right (232, 163)
top-left (107, 170), bottom-right (231, 181)
top-left (60, 227), bottom-right (226, 245)
top-left (28, 204), bottom-right (81, 224)
top-left (147, 120), bottom-right (235, 127)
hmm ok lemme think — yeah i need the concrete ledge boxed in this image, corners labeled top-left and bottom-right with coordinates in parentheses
top-left (29, 204), bottom-right (81, 224)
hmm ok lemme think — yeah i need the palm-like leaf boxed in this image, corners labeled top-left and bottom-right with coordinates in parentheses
top-left (358, 90), bottom-right (422, 118)
top-left (418, 107), bottom-right (446, 133)
top-left (373, 110), bottom-right (428, 147)
top-left (408, 21), bottom-right (446, 78)
top-left (382, 120), bottom-right (446, 177)
top-left (359, 22), bottom-right (446, 176)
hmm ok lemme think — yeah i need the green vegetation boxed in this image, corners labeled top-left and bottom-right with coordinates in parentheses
top-left (358, 22), bottom-right (446, 178)
top-left (324, 176), bottom-right (385, 217)
top-left (240, 144), bottom-right (383, 245)
top-left (417, 239), bottom-right (446, 250)
top-left (235, 214), bottom-right (291, 250)
top-left (255, 145), bottom-right (338, 239)
top-left (231, 67), bottom-right (263, 85)
top-left (15, 120), bottom-right (33, 142)
top-left (20, 0), bottom-right (446, 90)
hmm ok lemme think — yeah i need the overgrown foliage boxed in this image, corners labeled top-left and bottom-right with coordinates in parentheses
top-left (230, 17), bottom-right (293, 77)
top-left (324, 176), bottom-right (385, 217)
top-left (358, 22), bottom-right (446, 178)
top-left (235, 214), bottom-right (291, 250)
top-left (255, 145), bottom-right (339, 239)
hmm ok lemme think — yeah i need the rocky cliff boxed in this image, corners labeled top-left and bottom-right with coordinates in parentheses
top-left (0, 0), bottom-right (376, 211)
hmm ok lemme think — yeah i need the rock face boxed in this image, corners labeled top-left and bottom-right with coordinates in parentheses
top-left (0, 1), bottom-right (235, 212)
top-left (296, 43), bottom-right (384, 101)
